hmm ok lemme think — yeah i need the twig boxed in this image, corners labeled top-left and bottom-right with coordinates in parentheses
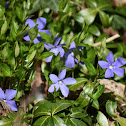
top-left (93, 34), bottom-right (120, 47)
top-left (70, 1), bottom-right (84, 9)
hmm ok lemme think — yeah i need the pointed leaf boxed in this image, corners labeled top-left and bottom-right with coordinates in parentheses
top-left (15, 41), bottom-right (20, 57)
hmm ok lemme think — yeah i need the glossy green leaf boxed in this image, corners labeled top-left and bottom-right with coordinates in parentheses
top-left (52, 115), bottom-right (66, 126)
top-left (15, 41), bottom-right (20, 57)
top-left (117, 117), bottom-right (126, 126)
top-left (112, 15), bottom-right (126, 30)
top-left (70, 107), bottom-right (87, 118)
top-left (1, 19), bottom-right (7, 35)
top-left (38, 52), bottom-right (54, 60)
top-left (0, 5), bottom-right (5, 18)
top-left (33, 116), bottom-right (51, 126)
top-left (97, 111), bottom-right (108, 126)
top-left (78, 94), bottom-right (90, 108)
top-left (51, 102), bottom-right (71, 115)
top-left (93, 85), bottom-right (104, 99)
top-left (65, 118), bottom-right (87, 126)
top-left (92, 99), bottom-right (99, 110)
top-left (83, 59), bottom-right (96, 75)
top-left (69, 78), bottom-right (88, 91)
top-left (106, 100), bottom-right (117, 118)
top-left (0, 119), bottom-right (13, 126)
top-left (29, 26), bottom-right (38, 41)
top-left (88, 25), bottom-right (100, 36)
top-left (27, 50), bottom-right (36, 65)
top-left (0, 63), bottom-right (12, 77)
top-left (16, 7), bottom-right (24, 22)
top-left (83, 82), bottom-right (94, 96)
top-left (83, 34), bottom-right (93, 45)
top-left (79, 8), bottom-right (97, 25)
top-left (72, 13), bottom-right (84, 24)
top-left (39, 32), bottom-right (53, 43)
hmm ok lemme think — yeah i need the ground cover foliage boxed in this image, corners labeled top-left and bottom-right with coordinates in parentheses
top-left (0, 0), bottom-right (126, 125)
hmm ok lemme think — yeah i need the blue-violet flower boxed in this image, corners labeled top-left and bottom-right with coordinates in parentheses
top-left (44, 34), bottom-right (65, 62)
top-left (0, 88), bottom-right (18, 111)
top-left (23, 17), bottom-right (51, 44)
top-left (48, 69), bottom-right (76, 97)
top-left (98, 51), bottom-right (126, 78)
top-left (65, 41), bottom-right (84, 68)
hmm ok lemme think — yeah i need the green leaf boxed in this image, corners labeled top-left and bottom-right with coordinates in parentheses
top-left (83, 82), bottom-right (94, 96)
top-left (106, 100), bottom-right (117, 118)
top-left (83, 34), bottom-right (93, 45)
top-left (117, 117), bottom-right (126, 126)
top-left (69, 78), bottom-right (88, 91)
top-left (39, 32), bottom-right (53, 43)
top-left (27, 50), bottom-right (36, 65)
top-left (0, 63), bottom-right (12, 77)
top-left (29, 26), bottom-right (38, 41)
top-left (99, 11), bottom-right (112, 27)
top-left (70, 107), bottom-right (87, 118)
top-left (112, 15), bottom-right (126, 30)
top-left (38, 52), bottom-right (54, 60)
top-left (1, 19), bottom-right (7, 35)
top-left (88, 25), bottom-right (100, 36)
top-left (16, 7), bottom-right (24, 22)
top-left (72, 13), bottom-right (84, 24)
top-left (97, 111), bottom-right (108, 126)
top-left (92, 99), bottom-right (99, 110)
top-left (0, 119), bottom-right (13, 126)
top-left (116, 6), bottom-right (126, 17)
top-left (77, 94), bottom-right (90, 108)
top-left (40, 0), bottom-right (61, 12)
top-left (51, 102), bottom-right (71, 116)
top-left (52, 115), bottom-right (66, 126)
top-left (15, 41), bottom-right (20, 57)
top-left (0, 5), bottom-right (5, 18)
top-left (83, 59), bottom-right (96, 75)
top-left (65, 118), bottom-right (87, 126)
top-left (33, 116), bottom-right (51, 126)
top-left (93, 85), bottom-right (104, 99)
top-left (79, 8), bottom-right (97, 25)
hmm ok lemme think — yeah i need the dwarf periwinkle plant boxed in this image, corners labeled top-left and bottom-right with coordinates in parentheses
top-left (0, 0), bottom-right (126, 125)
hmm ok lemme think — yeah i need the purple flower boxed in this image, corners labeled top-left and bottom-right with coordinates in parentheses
top-left (48, 69), bottom-right (76, 97)
top-left (44, 35), bottom-right (65, 62)
top-left (23, 17), bottom-right (51, 44)
top-left (65, 41), bottom-right (84, 68)
top-left (0, 88), bottom-right (18, 111)
top-left (5, 1), bottom-right (9, 9)
top-left (98, 51), bottom-right (126, 78)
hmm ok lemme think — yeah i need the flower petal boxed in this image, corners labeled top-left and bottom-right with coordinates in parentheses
top-left (44, 43), bottom-right (54, 50)
top-left (39, 30), bottom-right (51, 36)
top-left (69, 41), bottom-right (76, 49)
top-left (25, 19), bottom-right (36, 29)
top-left (54, 37), bottom-right (61, 46)
top-left (37, 17), bottom-right (46, 30)
top-left (0, 87), bottom-right (5, 100)
top-left (105, 69), bottom-right (114, 78)
top-left (65, 54), bottom-right (75, 68)
top-left (23, 33), bottom-right (30, 41)
top-left (49, 74), bottom-right (59, 83)
top-left (48, 84), bottom-right (55, 93)
top-left (50, 48), bottom-right (59, 56)
top-left (113, 68), bottom-right (124, 77)
top-left (59, 69), bottom-right (66, 80)
top-left (6, 100), bottom-right (18, 111)
top-left (46, 55), bottom-right (53, 62)
top-left (60, 84), bottom-right (69, 97)
top-left (106, 51), bottom-right (114, 65)
top-left (58, 47), bottom-right (65, 58)
top-left (113, 57), bottom-right (126, 68)
top-left (5, 89), bottom-right (17, 100)
top-left (33, 33), bottom-right (42, 44)
top-left (98, 61), bottom-right (109, 69)
top-left (63, 77), bottom-right (77, 85)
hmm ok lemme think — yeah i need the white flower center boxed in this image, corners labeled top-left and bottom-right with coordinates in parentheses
top-left (59, 81), bottom-right (62, 84)
top-left (109, 65), bottom-right (113, 69)
top-left (71, 52), bottom-right (74, 56)
top-left (3, 99), bottom-right (7, 102)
